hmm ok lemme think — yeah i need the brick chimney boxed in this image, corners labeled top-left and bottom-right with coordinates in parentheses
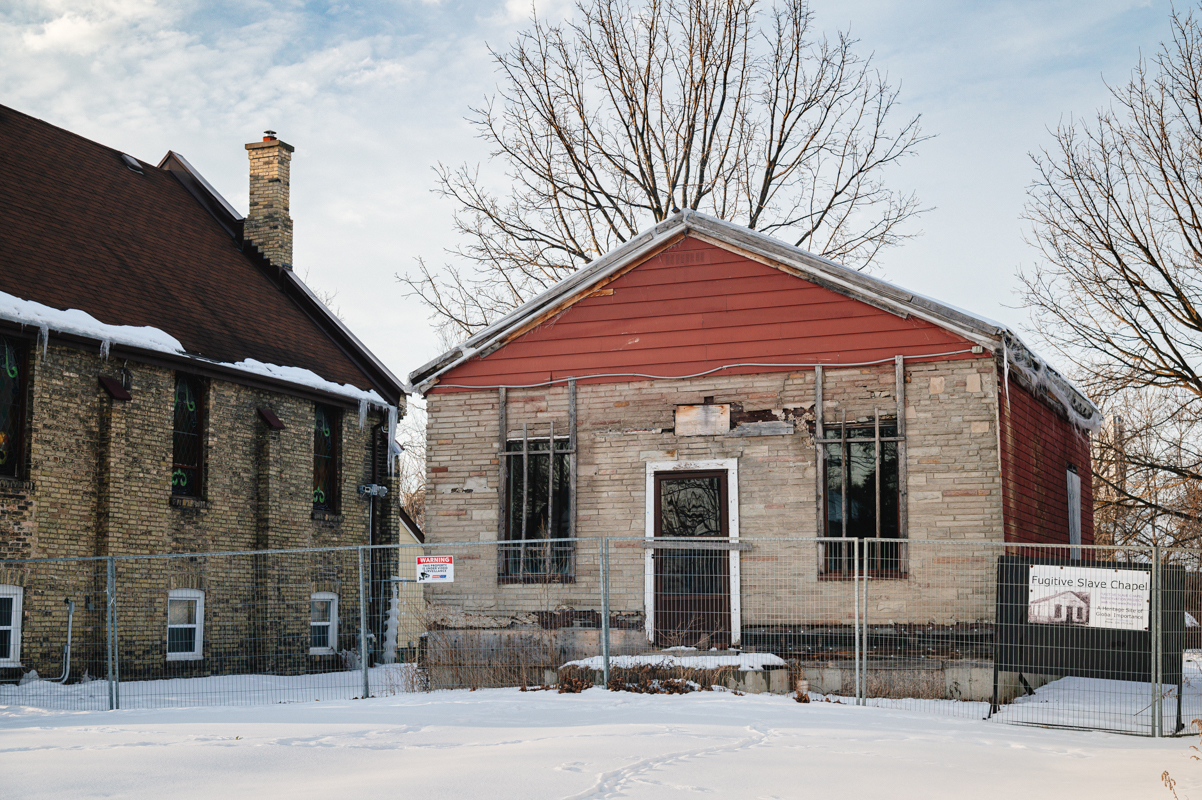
top-left (244, 131), bottom-right (295, 270)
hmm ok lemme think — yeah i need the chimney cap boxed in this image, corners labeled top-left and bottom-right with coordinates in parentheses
top-left (263, 130), bottom-right (277, 141)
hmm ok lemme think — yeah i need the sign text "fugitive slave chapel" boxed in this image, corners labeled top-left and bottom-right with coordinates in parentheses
top-left (1027, 565), bottom-right (1150, 631)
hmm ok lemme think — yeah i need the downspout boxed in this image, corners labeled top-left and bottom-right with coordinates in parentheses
top-left (51, 598), bottom-right (74, 683)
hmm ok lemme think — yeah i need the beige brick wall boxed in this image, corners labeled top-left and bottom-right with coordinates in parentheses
top-left (423, 358), bottom-right (1004, 631)
top-left (0, 339), bottom-right (400, 678)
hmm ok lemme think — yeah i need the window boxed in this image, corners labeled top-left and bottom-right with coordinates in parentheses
top-left (313, 405), bottom-right (339, 512)
top-left (501, 437), bottom-right (571, 581)
top-left (822, 419), bottom-right (904, 576)
top-left (172, 375), bottom-right (204, 497)
top-left (1067, 464), bottom-right (1082, 559)
top-left (310, 592), bottom-right (338, 655)
top-left (0, 585), bottom-right (23, 666)
top-left (0, 336), bottom-right (27, 480)
top-left (166, 589), bottom-right (204, 660)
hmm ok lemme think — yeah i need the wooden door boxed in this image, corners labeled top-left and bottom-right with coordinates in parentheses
top-left (653, 471), bottom-right (731, 647)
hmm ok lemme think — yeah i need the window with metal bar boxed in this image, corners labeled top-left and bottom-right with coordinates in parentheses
top-left (313, 405), bottom-right (339, 512)
top-left (822, 416), bottom-right (905, 577)
top-left (0, 336), bottom-right (27, 480)
top-left (501, 435), bottom-right (572, 582)
top-left (172, 374), bottom-right (204, 497)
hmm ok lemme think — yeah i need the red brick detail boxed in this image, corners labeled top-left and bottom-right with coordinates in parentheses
top-left (999, 379), bottom-right (1094, 545)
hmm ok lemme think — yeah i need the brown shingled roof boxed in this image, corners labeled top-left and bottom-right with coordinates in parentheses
top-left (0, 104), bottom-right (402, 405)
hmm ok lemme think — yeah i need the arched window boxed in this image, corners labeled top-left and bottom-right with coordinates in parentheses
top-left (172, 375), bottom-right (204, 496)
top-left (0, 336), bottom-right (27, 480)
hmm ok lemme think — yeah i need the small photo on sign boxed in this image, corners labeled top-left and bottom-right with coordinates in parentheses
top-left (417, 555), bottom-right (454, 583)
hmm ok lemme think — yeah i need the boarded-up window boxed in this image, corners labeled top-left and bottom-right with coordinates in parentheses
top-left (675, 404), bottom-right (730, 436)
top-left (1067, 465), bottom-right (1081, 559)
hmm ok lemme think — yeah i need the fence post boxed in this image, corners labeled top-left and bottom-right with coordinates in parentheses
top-left (1152, 549), bottom-right (1162, 737)
top-left (854, 540), bottom-right (861, 705)
top-left (105, 556), bottom-right (116, 711)
top-left (358, 547), bottom-right (370, 699)
top-left (601, 537), bottom-right (611, 689)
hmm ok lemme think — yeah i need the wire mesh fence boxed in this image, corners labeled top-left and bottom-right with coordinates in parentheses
top-left (0, 537), bottom-right (1195, 737)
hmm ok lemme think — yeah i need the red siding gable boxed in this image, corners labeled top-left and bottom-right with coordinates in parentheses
top-left (434, 236), bottom-right (977, 390)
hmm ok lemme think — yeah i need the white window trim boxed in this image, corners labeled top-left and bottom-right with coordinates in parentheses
top-left (0, 585), bottom-right (23, 666)
top-left (166, 588), bottom-right (204, 661)
top-left (644, 458), bottom-right (741, 646)
top-left (309, 592), bottom-right (339, 656)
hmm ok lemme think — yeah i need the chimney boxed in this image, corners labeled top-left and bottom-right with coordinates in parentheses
top-left (244, 131), bottom-right (295, 270)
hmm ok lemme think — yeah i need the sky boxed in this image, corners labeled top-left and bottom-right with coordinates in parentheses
top-left (0, 0), bottom-right (1177, 387)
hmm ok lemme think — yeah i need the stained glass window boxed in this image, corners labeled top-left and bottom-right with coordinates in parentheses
top-left (0, 336), bottom-right (27, 480)
top-left (172, 375), bottom-right (203, 496)
top-left (313, 405), bottom-right (339, 511)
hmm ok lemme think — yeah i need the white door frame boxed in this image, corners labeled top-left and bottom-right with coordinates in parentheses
top-left (644, 458), bottom-right (741, 646)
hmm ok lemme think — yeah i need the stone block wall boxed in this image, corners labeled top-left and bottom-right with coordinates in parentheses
top-left (0, 338), bottom-right (399, 680)
top-left (423, 357), bottom-right (1006, 640)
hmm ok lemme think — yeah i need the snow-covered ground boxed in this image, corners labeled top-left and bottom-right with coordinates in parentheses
top-left (0, 685), bottom-right (1193, 799)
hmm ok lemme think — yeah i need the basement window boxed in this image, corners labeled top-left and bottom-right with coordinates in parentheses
top-left (166, 589), bottom-right (204, 661)
top-left (501, 436), bottom-right (573, 582)
top-left (0, 585), bottom-right (23, 666)
top-left (309, 592), bottom-right (338, 655)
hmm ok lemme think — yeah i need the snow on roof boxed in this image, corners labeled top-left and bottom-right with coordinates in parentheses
top-left (0, 288), bottom-right (391, 409)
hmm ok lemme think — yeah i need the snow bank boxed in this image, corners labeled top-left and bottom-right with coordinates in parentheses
top-left (561, 652), bottom-right (786, 672)
top-left (0, 685), bottom-right (1188, 800)
top-left (0, 664), bottom-right (419, 711)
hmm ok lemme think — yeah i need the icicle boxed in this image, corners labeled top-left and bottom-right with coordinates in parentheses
top-left (1002, 336), bottom-right (1010, 408)
top-left (387, 404), bottom-right (399, 477)
top-left (358, 397), bottom-right (368, 429)
top-left (38, 323), bottom-right (48, 360)
top-left (99, 339), bottom-right (111, 360)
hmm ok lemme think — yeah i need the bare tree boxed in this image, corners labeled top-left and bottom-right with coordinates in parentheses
top-left (1092, 388), bottom-right (1202, 550)
top-left (1022, 7), bottom-right (1202, 542)
top-left (395, 401), bottom-right (428, 529)
top-left (404, 0), bottom-right (927, 337)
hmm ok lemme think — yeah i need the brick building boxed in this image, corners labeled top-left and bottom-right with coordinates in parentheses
top-left (0, 105), bottom-right (411, 680)
top-left (410, 211), bottom-right (1100, 652)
